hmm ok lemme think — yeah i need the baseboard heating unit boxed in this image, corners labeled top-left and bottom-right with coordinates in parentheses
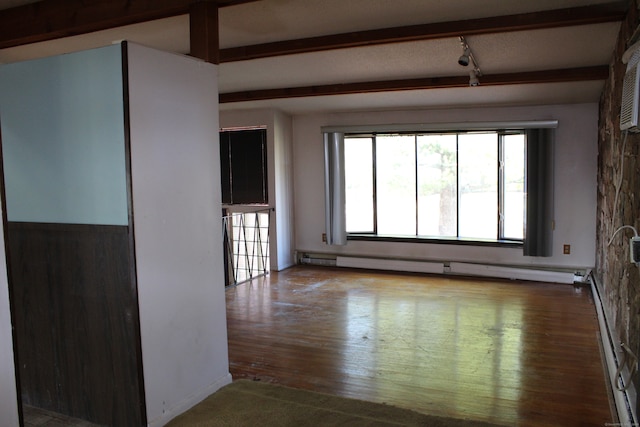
top-left (590, 273), bottom-right (638, 427)
top-left (336, 256), bottom-right (444, 275)
top-left (334, 256), bottom-right (577, 284)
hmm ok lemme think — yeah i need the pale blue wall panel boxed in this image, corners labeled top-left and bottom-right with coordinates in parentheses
top-left (0, 44), bottom-right (128, 225)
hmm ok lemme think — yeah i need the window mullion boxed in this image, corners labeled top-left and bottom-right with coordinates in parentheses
top-left (372, 136), bottom-right (378, 235)
top-left (498, 134), bottom-right (505, 240)
top-left (455, 134), bottom-right (460, 239)
top-left (414, 135), bottom-right (419, 237)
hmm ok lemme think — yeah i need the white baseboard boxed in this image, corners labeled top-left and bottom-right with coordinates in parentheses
top-left (147, 372), bottom-right (232, 427)
top-left (590, 276), bottom-right (638, 426)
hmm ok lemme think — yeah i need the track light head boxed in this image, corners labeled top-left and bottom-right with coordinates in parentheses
top-left (458, 48), bottom-right (470, 66)
top-left (458, 36), bottom-right (481, 86)
top-left (469, 70), bottom-right (479, 87)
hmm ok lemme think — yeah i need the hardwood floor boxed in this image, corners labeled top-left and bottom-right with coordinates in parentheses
top-left (226, 265), bottom-right (615, 427)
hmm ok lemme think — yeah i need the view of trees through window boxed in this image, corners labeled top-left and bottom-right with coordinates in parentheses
top-left (344, 131), bottom-right (524, 242)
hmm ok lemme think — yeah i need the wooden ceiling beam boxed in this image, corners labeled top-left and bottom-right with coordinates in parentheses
top-left (0, 0), bottom-right (258, 50)
top-left (219, 65), bottom-right (609, 103)
top-left (220, 2), bottom-right (627, 62)
top-left (190, 2), bottom-right (219, 64)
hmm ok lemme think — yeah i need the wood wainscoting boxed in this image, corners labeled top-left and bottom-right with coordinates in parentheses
top-left (226, 265), bottom-right (614, 427)
top-left (7, 222), bottom-right (145, 426)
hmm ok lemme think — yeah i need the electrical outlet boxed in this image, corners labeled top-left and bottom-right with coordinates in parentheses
top-left (322, 233), bottom-right (327, 243)
top-left (563, 244), bottom-right (571, 254)
top-left (630, 237), bottom-right (640, 263)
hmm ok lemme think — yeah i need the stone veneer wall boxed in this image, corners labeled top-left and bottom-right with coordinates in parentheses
top-left (596, 0), bottom-right (640, 405)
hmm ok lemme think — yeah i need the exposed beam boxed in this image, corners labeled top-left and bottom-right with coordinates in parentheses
top-left (0, 0), bottom-right (258, 50)
top-left (220, 2), bottom-right (627, 62)
top-left (219, 65), bottom-right (609, 103)
top-left (190, 2), bottom-right (219, 64)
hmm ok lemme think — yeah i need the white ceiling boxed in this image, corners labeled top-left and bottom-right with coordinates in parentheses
top-left (0, 0), bottom-right (624, 114)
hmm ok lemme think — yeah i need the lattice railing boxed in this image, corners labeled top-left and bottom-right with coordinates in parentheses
top-left (222, 208), bottom-right (270, 286)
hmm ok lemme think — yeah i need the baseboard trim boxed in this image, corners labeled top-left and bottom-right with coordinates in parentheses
top-left (590, 274), bottom-right (638, 426)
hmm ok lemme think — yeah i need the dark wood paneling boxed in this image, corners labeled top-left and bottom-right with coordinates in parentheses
top-left (8, 222), bottom-right (144, 426)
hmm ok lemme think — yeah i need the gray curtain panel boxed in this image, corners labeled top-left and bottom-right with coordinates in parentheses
top-left (323, 132), bottom-right (347, 245)
top-left (524, 128), bottom-right (554, 257)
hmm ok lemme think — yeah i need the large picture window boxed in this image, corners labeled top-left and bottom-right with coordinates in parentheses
top-left (344, 131), bottom-right (525, 242)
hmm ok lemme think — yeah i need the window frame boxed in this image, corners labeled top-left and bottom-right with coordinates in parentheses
top-left (343, 129), bottom-right (525, 247)
top-left (219, 128), bottom-right (269, 206)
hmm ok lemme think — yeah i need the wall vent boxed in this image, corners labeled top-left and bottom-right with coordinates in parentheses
top-left (621, 62), bottom-right (640, 131)
top-left (621, 48), bottom-right (640, 132)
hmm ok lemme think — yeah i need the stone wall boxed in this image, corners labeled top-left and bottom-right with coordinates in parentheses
top-left (596, 0), bottom-right (640, 405)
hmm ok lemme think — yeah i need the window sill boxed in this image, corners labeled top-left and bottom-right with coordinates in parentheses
top-left (347, 234), bottom-right (523, 248)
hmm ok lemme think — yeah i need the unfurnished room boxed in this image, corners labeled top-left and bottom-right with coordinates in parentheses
top-left (0, 1), bottom-right (638, 426)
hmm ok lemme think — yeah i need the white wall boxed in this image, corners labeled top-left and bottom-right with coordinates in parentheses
top-left (293, 103), bottom-right (598, 270)
top-left (126, 43), bottom-right (230, 427)
top-left (0, 203), bottom-right (18, 426)
top-left (273, 111), bottom-right (295, 270)
top-left (220, 109), bottom-right (295, 271)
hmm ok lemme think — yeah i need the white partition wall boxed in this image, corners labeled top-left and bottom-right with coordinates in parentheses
top-left (126, 43), bottom-right (231, 427)
top-left (0, 42), bottom-right (229, 427)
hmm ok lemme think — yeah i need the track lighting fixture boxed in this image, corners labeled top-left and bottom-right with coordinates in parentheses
top-left (469, 69), bottom-right (479, 87)
top-left (458, 47), bottom-right (470, 66)
top-left (458, 36), bottom-right (482, 87)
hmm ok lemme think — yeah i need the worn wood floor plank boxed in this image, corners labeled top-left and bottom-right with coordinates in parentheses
top-left (226, 266), bottom-right (614, 427)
